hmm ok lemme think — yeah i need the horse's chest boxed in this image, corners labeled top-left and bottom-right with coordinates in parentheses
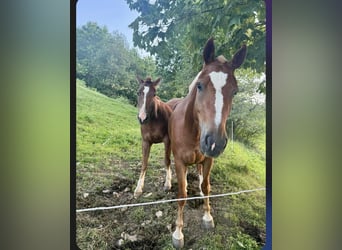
top-left (175, 141), bottom-right (204, 165)
top-left (141, 123), bottom-right (167, 143)
top-left (142, 132), bottom-right (163, 143)
top-left (182, 149), bottom-right (205, 165)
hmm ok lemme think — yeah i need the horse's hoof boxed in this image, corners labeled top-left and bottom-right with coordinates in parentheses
top-left (133, 191), bottom-right (142, 198)
top-left (172, 235), bottom-right (184, 249)
top-left (202, 218), bottom-right (215, 229)
top-left (163, 185), bottom-right (171, 191)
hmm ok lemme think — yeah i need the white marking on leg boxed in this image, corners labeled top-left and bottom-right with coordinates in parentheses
top-left (209, 71), bottom-right (228, 127)
top-left (203, 211), bottom-right (213, 222)
top-left (185, 169), bottom-right (188, 193)
top-left (172, 227), bottom-right (184, 240)
top-left (199, 173), bottom-right (204, 196)
top-left (134, 172), bottom-right (145, 196)
top-left (164, 167), bottom-right (172, 190)
top-left (138, 86), bottom-right (150, 122)
top-left (173, 207), bottom-right (185, 247)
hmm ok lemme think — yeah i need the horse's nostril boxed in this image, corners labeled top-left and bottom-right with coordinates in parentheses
top-left (205, 135), bottom-right (215, 150)
top-left (205, 135), bottom-right (211, 147)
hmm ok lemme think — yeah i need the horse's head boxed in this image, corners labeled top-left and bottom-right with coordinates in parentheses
top-left (194, 38), bottom-right (247, 157)
top-left (136, 76), bottom-right (161, 124)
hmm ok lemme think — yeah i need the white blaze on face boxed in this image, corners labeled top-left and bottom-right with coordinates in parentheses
top-left (209, 71), bottom-right (228, 127)
top-left (138, 86), bottom-right (150, 121)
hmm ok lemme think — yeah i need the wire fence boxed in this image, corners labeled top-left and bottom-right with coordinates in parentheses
top-left (76, 187), bottom-right (265, 213)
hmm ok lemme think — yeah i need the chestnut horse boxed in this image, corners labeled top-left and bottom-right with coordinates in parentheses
top-left (134, 76), bottom-right (173, 198)
top-left (167, 97), bottom-right (205, 197)
top-left (169, 38), bottom-right (247, 248)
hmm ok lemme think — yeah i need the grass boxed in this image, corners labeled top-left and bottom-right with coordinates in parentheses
top-left (76, 79), bottom-right (266, 249)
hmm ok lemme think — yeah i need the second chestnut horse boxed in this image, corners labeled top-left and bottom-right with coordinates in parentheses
top-left (134, 76), bottom-right (173, 198)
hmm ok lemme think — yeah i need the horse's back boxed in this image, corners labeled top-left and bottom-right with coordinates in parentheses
top-left (167, 98), bottom-right (183, 111)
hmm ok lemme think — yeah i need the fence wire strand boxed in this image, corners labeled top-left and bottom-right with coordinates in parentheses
top-left (76, 187), bottom-right (265, 213)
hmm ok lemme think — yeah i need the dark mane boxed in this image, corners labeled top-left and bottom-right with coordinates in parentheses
top-left (150, 97), bottom-right (172, 121)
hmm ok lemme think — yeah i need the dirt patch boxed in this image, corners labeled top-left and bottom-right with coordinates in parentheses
top-left (112, 239), bottom-right (158, 250)
top-left (77, 162), bottom-right (266, 249)
top-left (240, 220), bottom-right (266, 244)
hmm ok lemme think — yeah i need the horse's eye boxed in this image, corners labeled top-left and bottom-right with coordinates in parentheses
top-left (197, 82), bottom-right (203, 91)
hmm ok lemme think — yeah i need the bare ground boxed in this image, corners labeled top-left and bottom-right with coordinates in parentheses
top-left (76, 160), bottom-right (265, 249)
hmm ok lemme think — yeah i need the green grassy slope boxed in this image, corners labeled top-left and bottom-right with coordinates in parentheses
top-left (77, 80), bottom-right (141, 163)
top-left (76, 79), bottom-right (266, 249)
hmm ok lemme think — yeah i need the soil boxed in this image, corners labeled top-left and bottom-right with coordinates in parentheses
top-left (77, 165), bottom-right (265, 249)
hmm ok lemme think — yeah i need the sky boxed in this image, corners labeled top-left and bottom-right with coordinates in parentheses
top-left (76, 0), bottom-right (139, 48)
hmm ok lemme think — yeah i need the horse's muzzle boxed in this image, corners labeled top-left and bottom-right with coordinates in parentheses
top-left (137, 115), bottom-right (149, 124)
top-left (200, 134), bottom-right (227, 158)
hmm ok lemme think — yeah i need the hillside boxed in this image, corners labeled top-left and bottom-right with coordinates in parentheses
top-left (76, 79), bottom-right (266, 249)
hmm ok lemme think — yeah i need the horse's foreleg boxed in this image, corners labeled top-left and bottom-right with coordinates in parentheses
top-left (201, 157), bottom-right (215, 229)
top-left (134, 140), bottom-right (151, 198)
top-left (172, 161), bottom-right (187, 249)
top-left (197, 163), bottom-right (204, 196)
top-left (163, 137), bottom-right (172, 191)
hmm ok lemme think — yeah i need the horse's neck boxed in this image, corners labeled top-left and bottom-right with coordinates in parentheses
top-left (150, 97), bottom-right (170, 121)
top-left (183, 87), bottom-right (199, 133)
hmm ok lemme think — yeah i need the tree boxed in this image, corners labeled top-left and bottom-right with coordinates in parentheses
top-left (76, 22), bottom-right (158, 105)
top-left (126, 0), bottom-right (266, 93)
top-left (227, 69), bottom-right (265, 144)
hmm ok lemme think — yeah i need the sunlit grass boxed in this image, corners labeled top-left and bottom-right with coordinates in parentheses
top-left (76, 79), bottom-right (266, 249)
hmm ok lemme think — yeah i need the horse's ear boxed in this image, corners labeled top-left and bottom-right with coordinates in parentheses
top-left (231, 44), bottom-right (247, 69)
top-left (203, 37), bottom-right (215, 64)
top-left (153, 78), bottom-right (161, 88)
top-left (136, 75), bottom-right (144, 85)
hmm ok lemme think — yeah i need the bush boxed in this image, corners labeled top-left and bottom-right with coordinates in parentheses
top-left (227, 69), bottom-right (265, 145)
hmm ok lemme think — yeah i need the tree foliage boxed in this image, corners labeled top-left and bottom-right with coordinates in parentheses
top-left (227, 69), bottom-right (265, 144)
top-left (76, 15), bottom-right (266, 144)
top-left (76, 22), bottom-right (157, 105)
top-left (126, 0), bottom-right (266, 93)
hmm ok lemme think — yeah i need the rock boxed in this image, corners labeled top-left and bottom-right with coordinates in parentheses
top-left (123, 187), bottom-right (130, 192)
top-left (116, 239), bottom-right (124, 246)
top-left (141, 220), bottom-right (151, 226)
top-left (155, 211), bottom-right (163, 218)
top-left (144, 192), bottom-right (153, 197)
top-left (102, 189), bottom-right (111, 194)
top-left (121, 232), bottom-right (138, 242)
top-left (112, 191), bottom-right (120, 198)
top-left (83, 193), bottom-right (89, 198)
